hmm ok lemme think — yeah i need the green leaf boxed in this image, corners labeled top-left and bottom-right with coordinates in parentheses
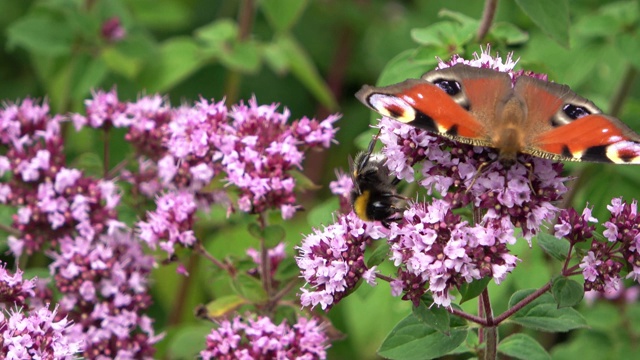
top-left (167, 324), bottom-right (211, 359)
top-left (7, 14), bottom-right (74, 56)
top-left (378, 313), bottom-right (467, 360)
top-left (138, 37), bottom-right (205, 92)
top-left (289, 169), bottom-right (321, 192)
top-left (376, 49), bottom-right (437, 88)
top-left (490, 22), bottom-right (529, 45)
top-left (263, 224), bottom-right (286, 247)
top-left (195, 18), bottom-right (238, 45)
top-left (199, 295), bottom-right (246, 318)
top-left (616, 34), bottom-right (640, 69)
top-left (536, 232), bottom-right (569, 261)
top-left (413, 300), bottom-right (451, 334)
top-left (411, 19), bottom-right (476, 49)
top-left (515, 0), bottom-right (570, 47)
top-left (219, 40), bottom-right (262, 73)
top-left (263, 42), bottom-right (290, 74)
top-left (231, 273), bottom-right (268, 302)
top-left (306, 198), bottom-right (339, 228)
top-left (274, 257), bottom-right (300, 282)
top-left (459, 277), bottom-right (491, 304)
top-left (367, 242), bottom-right (389, 268)
top-left (247, 223), bottom-right (262, 240)
top-left (70, 55), bottom-right (108, 100)
top-left (498, 333), bottom-right (551, 360)
top-left (101, 47), bottom-right (143, 79)
top-left (509, 290), bottom-right (588, 332)
top-left (275, 35), bottom-right (337, 110)
top-left (260, 0), bottom-right (309, 32)
top-left (551, 277), bottom-right (584, 308)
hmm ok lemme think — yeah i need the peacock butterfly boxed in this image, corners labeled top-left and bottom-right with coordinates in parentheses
top-left (356, 63), bottom-right (640, 167)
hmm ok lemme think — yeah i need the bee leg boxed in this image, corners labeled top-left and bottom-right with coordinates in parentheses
top-left (465, 161), bottom-right (492, 193)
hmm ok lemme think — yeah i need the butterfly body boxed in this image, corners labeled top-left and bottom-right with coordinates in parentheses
top-left (356, 64), bottom-right (640, 165)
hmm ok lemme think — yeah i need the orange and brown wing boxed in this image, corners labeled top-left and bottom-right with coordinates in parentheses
top-left (516, 75), bottom-right (640, 163)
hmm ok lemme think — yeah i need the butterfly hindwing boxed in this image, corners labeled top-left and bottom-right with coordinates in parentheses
top-left (515, 75), bottom-right (640, 163)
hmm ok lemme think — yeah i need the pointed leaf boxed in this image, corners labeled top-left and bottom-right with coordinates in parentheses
top-left (515, 0), bottom-right (570, 47)
top-left (459, 277), bottom-right (491, 304)
top-left (7, 14), bottom-right (73, 56)
top-left (413, 300), bottom-right (451, 334)
top-left (367, 242), bottom-right (390, 268)
top-left (551, 277), bottom-right (584, 308)
top-left (263, 224), bottom-right (286, 248)
top-left (261, 0), bottom-right (309, 32)
top-left (509, 290), bottom-right (588, 332)
top-left (276, 35), bottom-right (337, 109)
top-left (231, 273), bottom-right (268, 302)
top-left (498, 333), bottom-right (551, 360)
top-left (200, 295), bottom-right (246, 318)
top-left (536, 232), bottom-right (569, 261)
top-left (378, 313), bottom-right (467, 360)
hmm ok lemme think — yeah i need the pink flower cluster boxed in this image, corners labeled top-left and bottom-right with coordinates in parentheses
top-left (299, 48), bottom-right (569, 309)
top-left (0, 306), bottom-right (82, 359)
top-left (200, 315), bottom-right (328, 360)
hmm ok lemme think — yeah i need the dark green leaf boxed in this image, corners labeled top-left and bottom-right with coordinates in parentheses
top-left (7, 14), bottom-right (73, 56)
top-left (101, 47), bottom-right (143, 79)
top-left (459, 277), bottom-right (491, 304)
top-left (498, 333), bottom-right (551, 360)
top-left (376, 49), bottom-right (436, 88)
top-left (490, 22), bottom-right (529, 45)
top-left (367, 242), bottom-right (389, 268)
top-left (167, 325), bottom-right (211, 359)
top-left (231, 273), bottom-right (268, 302)
top-left (552, 277), bottom-right (584, 308)
top-left (70, 55), bottom-right (108, 99)
top-left (515, 0), bottom-right (570, 47)
top-left (219, 40), bottom-right (262, 73)
top-left (263, 42), bottom-right (290, 74)
top-left (290, 169), bottom-right (321, 192)
top-left (411, 19), bottom-right (475, 49)
top-left (263, 224), bottom-right (286, 247)
top-left (274, 257), bottom-right (300, 281)
top-left (138, 37), bottom-right (205, 92)
top-left (276, 35), bottom-right (337, 110)
top-left (509, 290), bottom-right (587, 332)
top-left (247, 223), bottom-right (262, 240)
top-left (413, 300), bottom-right (451, 334)
top-left (616, 34), bottom-right (640, 69)
top-left (260, 0), bottom-right (309, 32)
top-left (536, 232), bottom-right (569, 261)
top-left (306, 198), bottom-right (339, 228)
top-left (378, 313), bottom-right (467, 360)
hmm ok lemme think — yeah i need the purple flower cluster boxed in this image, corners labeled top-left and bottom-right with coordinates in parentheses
top-left (222, 98), bottom-right (338, 218)
top-left (299, 48), bottom-right (570, 310)
top-left (0, 263), bottom-right (36, 309)
top-left (200, 315), bottom-right (328, 360)
top-left (0, 305), bottom-right (82, 359)
top-left (387, 200), bottom-right (518, 306)
top-left (296, 212), bottom-right (387, 310)
top-left (73, 90), bottom-right (338, 219)
top-left (49, 230), bottom-right (161, 359)
top-left (378, 117), bottom-right (567, 241)
top-left (137, 191), bottom-right (197, 258)
top-left (582, 198), bottom-right (640, 292)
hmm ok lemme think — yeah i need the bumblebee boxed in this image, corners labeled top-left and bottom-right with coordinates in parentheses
top-left (349, 134), bottom-right (405, 227)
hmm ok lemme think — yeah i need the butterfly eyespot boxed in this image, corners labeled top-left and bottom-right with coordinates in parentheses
top-left (434, 80), bottom-right (462, 96)
top-left (563, 104), bottom-right (591, 120)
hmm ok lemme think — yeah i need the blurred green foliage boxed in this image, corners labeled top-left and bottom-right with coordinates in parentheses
top-left (2, 0), bottom-right (640, 359)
